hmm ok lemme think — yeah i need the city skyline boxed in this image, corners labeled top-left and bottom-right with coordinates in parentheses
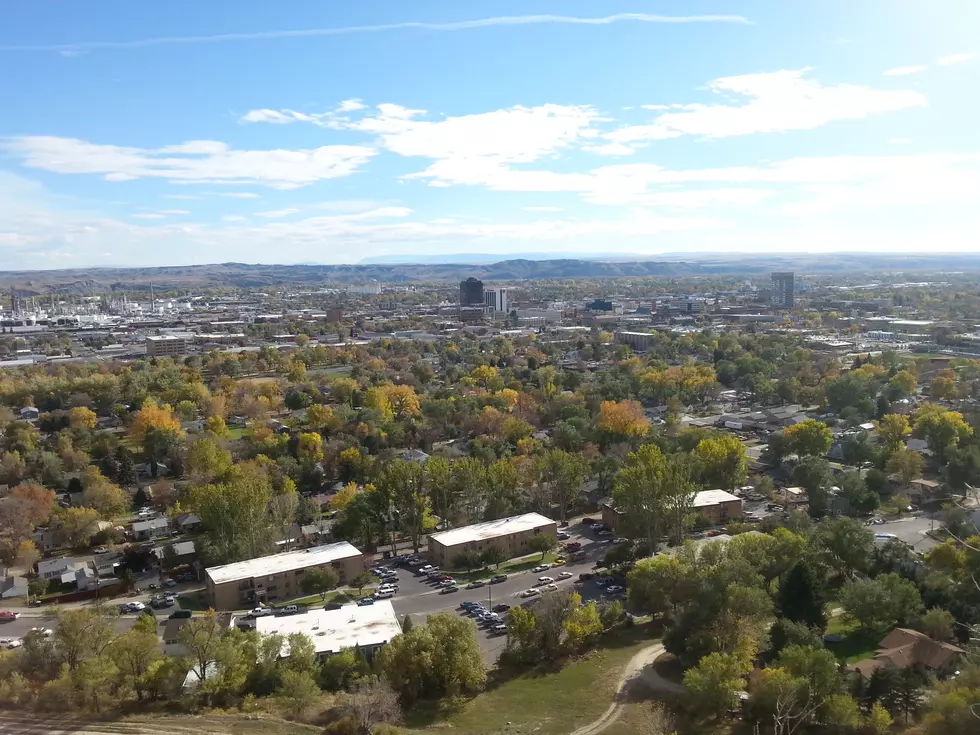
top-left (1, 1), bottom-right (978, 269)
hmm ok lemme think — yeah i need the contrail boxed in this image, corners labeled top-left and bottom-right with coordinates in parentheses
top-left (0, 13), bottom-right (753, 53)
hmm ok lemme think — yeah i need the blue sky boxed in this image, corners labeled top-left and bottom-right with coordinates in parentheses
top-left (1, 1), bottom-right (978, 269)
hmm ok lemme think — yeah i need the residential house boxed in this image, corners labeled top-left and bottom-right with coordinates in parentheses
top-left (19, 406), bottom-right (39, 421)
top-left (299, 520), bottom-right (333, 545)
top-left (176, 513), bottom-right (202, 532)
top-left (37, 556), bottom-right (85, 581)
top-left (850, 628), bottom-right (965, 680)
top-left (131, 516), bottom-right (170, 541)
top-left (31, 527), bottom-right (59, 554)
top-left (907, 479), bottom-right (942, 505)
top-left (0, 575), bottom-right (28, 599)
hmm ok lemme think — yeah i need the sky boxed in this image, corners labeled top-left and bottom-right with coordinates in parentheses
top-left (0, 0), bottom-right (978, 269)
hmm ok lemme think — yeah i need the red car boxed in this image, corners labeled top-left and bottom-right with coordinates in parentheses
top-left (564, 541), bottom-right (582, 551)
top-left (0, 611), bottom-right (21, 621)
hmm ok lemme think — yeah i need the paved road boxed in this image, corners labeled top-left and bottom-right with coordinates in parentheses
top-left (871, 514), bottom-right (939, 553)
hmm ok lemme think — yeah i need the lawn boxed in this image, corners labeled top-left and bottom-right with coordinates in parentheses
top-left (405, 627), bottom-right (656, 735)
top-left (177, 594), bottom-right (209, 611)
top-left (824, 614), bottom-right (886, 664)
top-left (450, 552), bottom-right (559, 583)
top-left (225, 426), bottom-right (247, 440)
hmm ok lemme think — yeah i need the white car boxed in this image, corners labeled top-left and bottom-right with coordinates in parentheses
top-left (2, 637), bottom-right (22, 649)
top-left (558, 571), bottom-right (573, 580)
top-left (532, 564), bottom-right (551, 573)
top-left (374, 589), bottom-right (394, 599)
top-left (537, 576), bottom-right (555, 585)
top-left (520, 588), bottom-right (540, 598)
top-left (545, 583), bottom-right (559, 592)
top-left (377, 585), bottom-right (398, 595)
top-left (129, 601), bottom-right (146, 612)
top-left (606, 585), bottom-right (624, 594)
top-left (248, 607), bottom-right (273, 618)
top-left (30, 627), bottom-right (53, 637)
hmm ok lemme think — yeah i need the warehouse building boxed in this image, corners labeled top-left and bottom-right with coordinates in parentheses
top-left (428, 512), bottom-right (557, 569)
top-left (692, 489), bottom-right (743, 524)
top-left (255, 600), bottom-right (402, 662)
top-left (205, 542), bottom-right (364, 610)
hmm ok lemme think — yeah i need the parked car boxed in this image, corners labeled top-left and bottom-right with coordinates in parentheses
top-left (536, 576), bottom-right (555, 585)
top-left (551, 558), bottom-right (566, 566)
top-left (605, 585), bottom-right (624, 594)
top-left (3, 638), bottom-right (23, 649)
top-left (520, 588), bottom-right (540, 598)
top-left (441, 584), bottom-right (460, 594)
top-left (569, 551), bottom-right (587, 562)
top-left (247, 607), bottom-right (273, 619)
top-left (0, 611), bottom-right (20, 621)
top-left (466, 580), bottom-right (486, 589)
top-left (557, 532), bottom-right (570, 540)
top-left (490, 574), bottom-right (508, 584)
top-left (612, 537), bottom-right (629, 545)
top-left (356, 597), bottom-right (375, 606)
top-left (180, 572), bottom-right (195, 582)
top-left (558, 571), bottom-right (573, 580)
top-left (581, 518), bottom-right (597, 526)
top-left (545, 583), bottom-right (559, 592)
top-left (324, 602), bottom-right (343, 611)
top-left (596, 529), bottom-right (612, 537)
top-left (492, 603), bottom-right (511, 613)
top-left (532, 564), bottom-right (550, 573)
top-left (564, 541), bottom-right (582, 551)
top-left (374, 589), bottom-right (394, 599)
top-left (92, 546), bottom-right (109, 554)
top-left (489, 624), bottom-right (508, 636)
top-left (578, 572), bottom-right (594, 581)
top-left (164, 578), bottom-right (177, 588)
top-left (169, 610), bottom-right (192, 619)
top-left (29, 627), bottom-right (53, 637)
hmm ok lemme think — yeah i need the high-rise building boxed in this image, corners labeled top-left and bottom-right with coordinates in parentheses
top-left (484, 287), bottom-right (508, 314)
top-left (771, 272), bottom-right (795, 308)
top-left (459, 277), bottom-right (484, 307)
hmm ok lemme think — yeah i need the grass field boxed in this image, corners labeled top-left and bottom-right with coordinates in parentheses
top-left (277, 587), bottom-right (374, 608)
top-left (449, 552), bottom-right (560, 583)
top-left (825, 614), bottom-right (886, 663)
top-left (404, 627), bottom-right (656, 735)
top-left (177, 594), bottom-right (209, 611)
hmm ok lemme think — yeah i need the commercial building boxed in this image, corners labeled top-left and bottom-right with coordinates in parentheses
top-left (616, 331), bottom-right (655, 351)
top-left (459, 277), bottom-right (485, 307)
top-left (428, 512), bottom-right (558, 569)
top-left (693, 489), bottom-right (744, 523)
top-left (484, 287), bottom-right (509, 314)
top-left (254, 600), bottom-right (402, 662)
top-left (204, 542), bottom-right (364, 610)
top-left (146, 334), bottom-right (188, 357)
top-left (771, 272), bottom-right (795, 309)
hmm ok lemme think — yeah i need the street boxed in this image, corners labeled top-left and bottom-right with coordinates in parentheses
top-left (871, 514), bottom-right (940, 553)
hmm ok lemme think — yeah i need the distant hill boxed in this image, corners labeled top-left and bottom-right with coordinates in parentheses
top-left (0, 253), bottom-right (977, 294)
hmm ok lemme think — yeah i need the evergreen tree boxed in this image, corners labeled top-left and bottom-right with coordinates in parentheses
top-left (778, 561), bottom-right (827, 630)
top-left (401, 614), bottom-right (414, 633)
top-left (132, 487), bottom-right (148, 511)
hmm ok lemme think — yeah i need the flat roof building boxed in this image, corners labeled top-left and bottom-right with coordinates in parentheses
top-left (146, 334), bottom-right (188, 358)
top-left (255, 600), bottom-right (402, 662)
top-left (693, 489), bottom-right (744, 523)
top-left (428, 512), bottom-right (557, 569)
top-left (771, 272), bottom-right (795, 309)
top-left (205, 542), bottom-right (364, 610)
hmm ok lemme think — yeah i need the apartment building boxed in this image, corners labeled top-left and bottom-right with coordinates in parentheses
top-left (428, 512), bottom-right (557, 569)
top-left (204, 542), bottom-right (364, 610)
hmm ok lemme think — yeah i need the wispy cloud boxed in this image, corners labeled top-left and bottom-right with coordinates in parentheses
top-left (937, 52), bottom-right (976, 66)
top-left (0, 13), bottom-right (752, 53)
top-left (883, 65), bottom-right (928, 77)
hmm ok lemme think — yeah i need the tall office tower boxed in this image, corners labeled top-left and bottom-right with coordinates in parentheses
top-left (483, 287), bottom-right (508, 313)
top-left (771, 272), bottom-right (795, 308)
top-left (459, 278), bottom-right (485, 307)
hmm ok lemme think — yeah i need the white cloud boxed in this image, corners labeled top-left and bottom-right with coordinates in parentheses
top-left (337, 99), bottom-right (366, 112)
top-left (0, 13), bottom-right (751, 53)
top-left (523, 206), bottom-right (563, 212)
top-left (937, 52), bottom-right (976, 66)
top-left (3, 136), bottom-right (377, 189)
top-left (255, 208), bottom-right (301, 218)
top-left (165, 194), bottom-right (201, 200)
top-left (222, 215), bottom-right (247, 222)
top-left (159, 209), bottom-right (189, 215)
top-left (217, 191), bottom-right (261, 198)
top-left (132, 213), bottom-right (166, 220)
top-left (603, 70), bottom-right (925, 148)
top-left (883, 65), bottom-right (928, 77)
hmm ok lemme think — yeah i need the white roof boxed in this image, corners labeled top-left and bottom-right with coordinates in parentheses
top-left (692, 489), bottom-right (742, 508)
top-left (255, 600), bottom-right (402, 656)
top-left (132, 517), bottom-right (169, 532)
top-left (205, 542), bottom-right (362, 585)
top-left (429, 512), bottom-right (556, 548)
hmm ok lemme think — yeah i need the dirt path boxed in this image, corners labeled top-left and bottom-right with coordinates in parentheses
top-left (568, 642), bottom-right (682, 735)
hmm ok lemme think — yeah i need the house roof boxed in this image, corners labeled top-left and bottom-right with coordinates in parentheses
top-left (875, 628), bottom-right (964, 670)
top-left (205, 541), bottom-right (362, 585)
top-left (132, 517), bottom-right (169, 532)
top-left (254, 600), bottom-right (402, 657)
top-left (429, 512), bottom-right (556, 548)
top-left (692, 489), bottom-right (741, 508)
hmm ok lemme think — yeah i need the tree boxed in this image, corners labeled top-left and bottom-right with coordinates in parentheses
top-left (614, 443), bottom-right (668, 552)
top-left (275, 669), bottom-right (320, 718)
top-left (537, 450), bottom-right (589, 522)
top-left (350, 573), bottom-right (373, 597)
top-left (128, 401), bottom-right (184, 461)
top-left (55, 506), bottom-right (101, 548)
top-left (684, 651), bottom-right (748, 721)
top-left (598, 400), bottom-right (650, 441)
top-left (480, 546), bottom-right (506, 569)
top-left (913, 404), bottom-right (972, 465)
top-left (814, 516), bottom-right (875, 581)
top-left (54, 606), bottom-right (118, 672)
top-left (187, 437), bottom-right (233, 484)
top-left (453, 550), bottom-right (481, 571)
top-left (945, 444), bottom-right (980, 490)
top-left (916, 607), bottom-right (955, 640)
top-left (528, 533), bottom-right (556, 560)
top-left (68, 406), bottom-right (98, 430)
top-left (877, 414), bottom-right (912, 450)
top-left (694, 434), bottom-right (748, 491)
top-left (178, 611), bottom-right (224, 685)
top-left (108, 613), bottom-right (160, 700)
top-left (377, 459), bottom-right (433, 554)
top-left (865, 702), bottom-right (893, 735)
top-left (792, 456), bottom-right (832, 517)
top-left (320, 648), bottom-right (368, 692)
top-left (345, 676), bottom-right (403, 735)
top-left (564, 600), bottom-right (603, 649)
top-left (628, 554), bottom-right (697, 619)
top-left (820, 693), bottom-right (861, 733)
top-left (840, 573), bottom-right (924, 631)
top-left (81, 468), bottom-right (130, 519)
top-left (778, 562), bottom-right (827, 630)
top-left (783, 419), bottom-right (833, 458)
top-left (301, 566), bottom-right (340, 601)
top-left (886, 448), bottom-right (924, 487)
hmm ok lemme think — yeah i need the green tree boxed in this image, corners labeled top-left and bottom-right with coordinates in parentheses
top-left (916, 608), bottom-right (955, 640)
top-left (54, 606), bottom-right (118, 672)
top-left (820, 693), bottom-right (861, 733)
top-left (913, 405), bottom-right (972, 465)
top-left (613, 443), bottom-right (668, 552)
top-left (187, 437), bottom-right (233, 484)
top-left (528, 533), bottom-right (556, 560)
top-left (683, 651), bottom-right (748, 721)
top-left (350, 572), bottom-right (373, 597)
top-left (108, 613), bottom-right (160, 700)
top-left (793, 456), bottom-right (832, 517)
top-left (886, 448), bottom-right (924, 487)
top-left (778, 561), bottom-right (827, 630)
top-left (537, 450), bottom-right (590, 523)
top-left (694, 434), bottom-right (748, 491)
top-left (564, 600), bottom-right (603, 648)
top-left (377, 459), bottom-right (433, 554)
top-left (453, 550), bottom-right (481, 571)
top-left (276, 669), bottom-right (320, 718)
top-left (783, 419), bottom-right (833, 457)
top-left (301, 566), bottom-right (340, 601)
top-left (814, 516), bottom-right (875, 581)
top-left (320, 648), bottom-right (368, 692)
top-left (479, 546), bottom-right (506, 569)
top-left (840, 573), bottom-right (924, 632)
top-left (865, 702), bottom-right (893, 735)
top-left (628, 554), bottom-right (697, 619)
